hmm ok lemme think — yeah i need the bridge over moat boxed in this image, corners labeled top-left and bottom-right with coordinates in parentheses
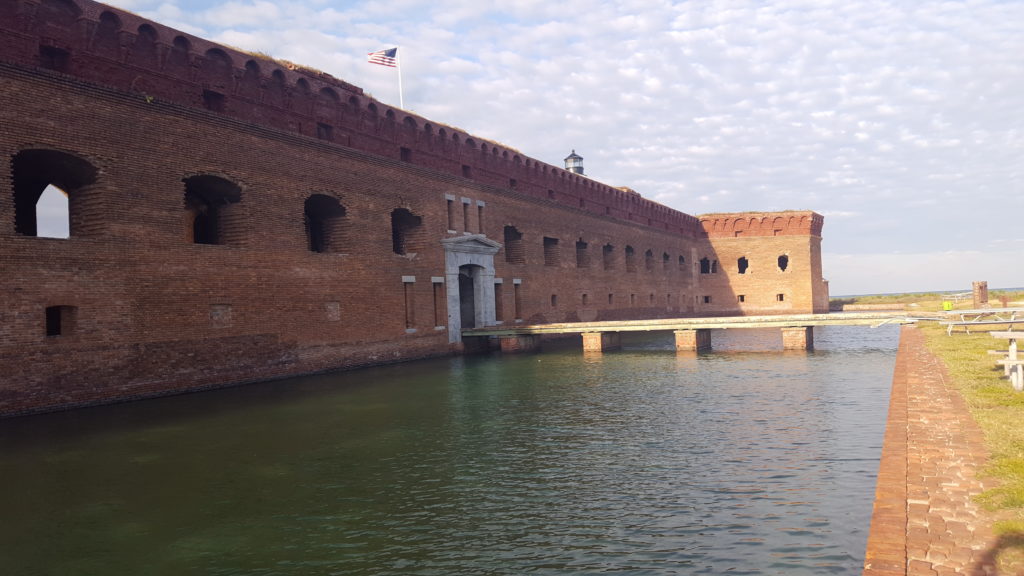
top-left (463, 312), bottom-right (920, 353)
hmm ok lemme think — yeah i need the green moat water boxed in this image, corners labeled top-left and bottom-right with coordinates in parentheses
top-left (0, 326), bottom-right (899, 575)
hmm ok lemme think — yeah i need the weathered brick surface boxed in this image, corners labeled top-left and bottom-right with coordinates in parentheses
top-left (0, 0), bottom-right (829, 416)
top-left (864, 326), bottom-right (998, 576)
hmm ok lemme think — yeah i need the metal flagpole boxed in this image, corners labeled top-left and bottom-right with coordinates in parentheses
top-left (396, 46), bottom-right (404, 109)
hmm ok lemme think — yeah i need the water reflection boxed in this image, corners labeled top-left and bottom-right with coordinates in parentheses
top-left (0, 326), bottom-right (899, 575)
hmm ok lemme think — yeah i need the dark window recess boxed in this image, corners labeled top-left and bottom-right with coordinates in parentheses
top-left (738, 257), bottom-right (749, 274)
top-left (738, 295), bottom-right (746, 303)
top-left (602, 244), bottom-right (615, 270)
top-left (317, 123), bottom-right (334, 141)
top-left (778, 255), bottom-right (789, 271)
top-left (543, 237), bottom-right (560, 267)
top-left (644, 249), bottom-right (654, 271)
top-left (184, 175), bottom-right (242, 245)
top-left (678, 255), bottom-right (686, 271)
top-left (202, 90), bottom-right (226, 112)
top-left (45, 305), bottom-right (76, 337)
top-left (400, 147), bottom-right (412, 162)
top-left (391, 208), bottom-right (423, 255)
top-left (462, 165), bottom-right (472, 178)
top-left (777, 293), bottom-right (785, 302)
top-left (304, 194), bottom-right (346, 253)
top-left (700, 257), bottom-right (711, 274)
top-left (711, 260), bottom-right (718, 273)
top-left (703, 295), bottom-right (712, 304)
top-left (625, 246), bottom-right (636, 272)
top-left (39, 45), bottom-right (71, 73)
top-left (575, 239), bottom-right (589, 268)
top-left (503, 226), bottom-right (524, 264)
top-left (509, 178), bottom-right (517, 190)
top-left (550, 294), bottom-right (558, 307)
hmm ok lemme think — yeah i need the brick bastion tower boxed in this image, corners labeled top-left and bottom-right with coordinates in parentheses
top-left (0, 0), bottom-right (829, 416)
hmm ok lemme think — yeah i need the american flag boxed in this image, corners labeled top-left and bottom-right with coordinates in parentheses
top-left (367, 47), bottom-right (398, 67)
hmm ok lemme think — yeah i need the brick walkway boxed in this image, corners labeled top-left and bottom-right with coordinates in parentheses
top-left (863, 325), bottom-right (999, 575)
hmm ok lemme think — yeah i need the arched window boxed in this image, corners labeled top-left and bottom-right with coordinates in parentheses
top-left (304, 194), bottom-right (347, 253)
top-left (12, 149), bottom-right (98, 237)
top-left (183, 175), bottom-right (243, 245)
top-left (778, 255), bottom-right (790, 271)
top-left (391, 208), bottom-right (422, 255)
top-left (738, 257), bottom-right (749, 274)
top-left (644, 249), bottom-right (654, 271)
top-left (602, 244), bottom-right (615, 270)
top-left (575, 239), bottom-right (589, 268)
top-left (625, 245), bottom-right (636, 272)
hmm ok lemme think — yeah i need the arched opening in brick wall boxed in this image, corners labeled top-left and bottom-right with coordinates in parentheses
top-left (644, 249), bottom-right (654, 272)
top-left (12, 149), bottom-right (98, 238)
top-left (625, 245), bottom-right (636, 272)
top-left (133, 24), bottom-right (159, 65)
top-left (37, 0), bottom-right (80, 31)
top-left (662, 252), bottom-right (670, 272)
top-left (390, 208), bottom-right (423, 255)
top-left (503, 226), bottom-right (524, 264)
top-left (603, 244), bottom-right (615, 270)
top-left (678, 255), bottom-right (686, 271)
top-left (738, 256), bottom-right (749, 274)
top-left (183, 175), bottom-right (243, 245)
top-left (458, 264), bottom-right (480, 329)
top-left (304, 194), bottom-right (347, 253)
top-left (93, 11), bottom-right (122, 57)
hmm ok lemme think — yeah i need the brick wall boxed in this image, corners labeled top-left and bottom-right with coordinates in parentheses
top-left (0, 0), bottom-right (828, 416)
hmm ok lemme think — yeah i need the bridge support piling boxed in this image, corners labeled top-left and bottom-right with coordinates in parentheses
top-left (582, 332), bottom-right (621, 352)
top-left (499, 334), bottom-right (541, 353)
top-left (781, 327), bottom-right (814, 350)
top-left (675, 329), bottom-right (711, 352)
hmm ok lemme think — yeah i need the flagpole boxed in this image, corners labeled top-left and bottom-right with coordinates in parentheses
top-left (396, 46), bottom-right (405, 109)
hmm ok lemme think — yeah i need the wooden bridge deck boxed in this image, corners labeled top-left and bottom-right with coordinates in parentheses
top-left (462, 312), bottom-right (922, 352)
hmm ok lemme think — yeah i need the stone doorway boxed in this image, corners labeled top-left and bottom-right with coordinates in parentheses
top-left (442, 235), bottom-right (502, 343)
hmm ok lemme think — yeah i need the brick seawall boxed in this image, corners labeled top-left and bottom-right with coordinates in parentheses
top-left (863, 325), bottom-right (997, 575)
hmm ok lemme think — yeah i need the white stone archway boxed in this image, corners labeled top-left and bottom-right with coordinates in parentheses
top-left (442, 235), bottom-right (501, 343)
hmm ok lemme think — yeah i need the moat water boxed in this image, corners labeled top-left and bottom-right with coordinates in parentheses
top-left (0, 326), bottom-right (900, 575)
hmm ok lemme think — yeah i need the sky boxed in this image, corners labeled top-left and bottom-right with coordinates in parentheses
top-left (80, 0), bottom-right (1023, 295)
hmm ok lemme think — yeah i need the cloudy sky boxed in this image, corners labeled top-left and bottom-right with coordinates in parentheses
top-left (93, 0), bottom-right (1023, 295)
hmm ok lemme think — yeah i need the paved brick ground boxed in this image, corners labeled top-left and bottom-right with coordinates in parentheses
top-left (864, 325), bottom-right (999, 575)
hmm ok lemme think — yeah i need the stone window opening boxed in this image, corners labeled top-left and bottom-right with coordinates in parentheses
top-left (304, 194), bottom-right (347, 253)
top-left (446, 198), bottom-right (456, 231)
top-left (462, 200), bottom-right (471, 232)
top-left (608, 293), bottom-right (613, 305)
top-left (391, 208), bottom-right (423, 255)
top-left (433, 279), bottom-right (446, 328)
top-left (678, 255), bottom-right (686, 271)
top-left (699, 257), bottom-right (711, 274)
top-left (550, 294), bottom-right (558, 307)
top-left (503, 226), bottom-right (524, 264)
top-left (662, 252), bottom-right (670, 272)
top-left (202, 89), bottom-right (226, 113)
top-left (625, 245), bottom-right (636, 272)
top-left (12, 149), bottom-right (98, 238)
top-left (703, 295), bottom-right (712, 304)
top-left (778, 255), bottom-right (790, 271)
top-left (582, 293), bottom-right (589, 306)
top-left (494, 282), bottom-right (504, 323)
top-left (543, 237), bottom-right (560, 267)
top-left (403, 278), bottom-right (416, 330)
top-left (644, 249), bottom-right (654, 272)
top-left (737, 257), bottom-right (749, 274)
top-left (777, 293), bottom-right (785, 302)
top-left (39, 45), bottom-right (71, 73)
top-left (184, 175), bottom-right (243, 245)
top-left (738, 294), bottom-right (746, 303)
top-left (45, 305), bottom-right (77, 337)
top-left (477, 203), bottom-right (485, 235)
top-left (630, 294), bottom-right (636, 306)
top-left (575, 239), bottom-right (589, 268)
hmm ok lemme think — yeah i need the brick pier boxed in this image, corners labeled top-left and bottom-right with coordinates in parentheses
top-left (864, 325), bottom-right (997, 575)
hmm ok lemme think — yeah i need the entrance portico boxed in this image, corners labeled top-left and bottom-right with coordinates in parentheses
top-left (442, 235), bottom-right (501, 343)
